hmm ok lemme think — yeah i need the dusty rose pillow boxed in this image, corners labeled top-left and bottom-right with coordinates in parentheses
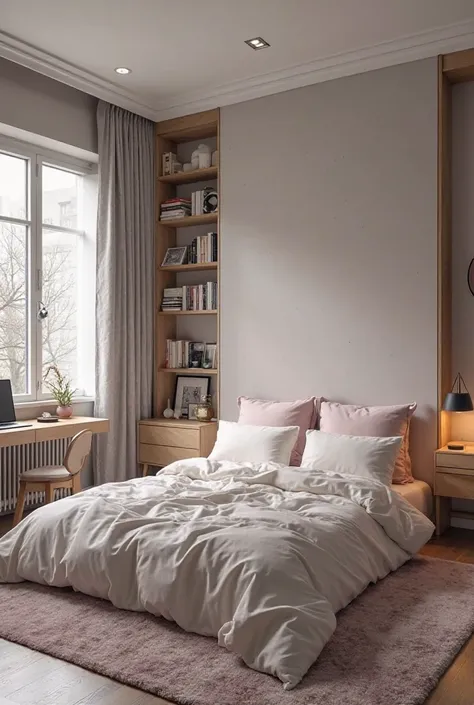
top-left (319, 401), bottom-right (417, 484)
top-left (237, 397), bottom-right (318, 466)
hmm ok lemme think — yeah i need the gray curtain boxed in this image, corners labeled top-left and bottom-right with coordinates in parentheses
top-left (94, 100), bottom-right (154, 484)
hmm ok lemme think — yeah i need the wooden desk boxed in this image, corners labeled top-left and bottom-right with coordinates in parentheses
top-left (0, 416), bottom-right (109, 448)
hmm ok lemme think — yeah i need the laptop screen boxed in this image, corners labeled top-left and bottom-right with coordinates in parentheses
top-left (0, 380), bottom-right (16, 424)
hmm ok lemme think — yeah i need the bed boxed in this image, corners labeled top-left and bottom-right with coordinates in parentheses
top-left (0, 455), bottom-right (434, 690)
top-left (392, 479), bottom-right (433, 517)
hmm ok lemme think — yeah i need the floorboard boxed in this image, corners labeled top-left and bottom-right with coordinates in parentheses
top-left (0, 516), bottom-right (472, 704)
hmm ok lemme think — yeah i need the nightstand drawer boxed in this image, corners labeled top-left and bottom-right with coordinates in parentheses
top-left (139, 425), bottom-right (199, 449)
top-left (435, 472), bottom-right (474, 500)
top-left (436, 452), bottom-right (474, 471)
top-left (139, 444), bottom-right (197, 466)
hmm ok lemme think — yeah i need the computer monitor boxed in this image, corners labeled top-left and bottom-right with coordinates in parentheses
top-left (0, 380), bottom-right (16, 425)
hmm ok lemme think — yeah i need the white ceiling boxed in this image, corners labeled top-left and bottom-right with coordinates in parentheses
top-left (1, 0), bottom-right (474, 121)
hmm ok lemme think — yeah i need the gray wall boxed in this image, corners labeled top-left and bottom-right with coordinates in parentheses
top-left (0, 58), bottom-right (97, 153)
top-left (451, 82), bottom-right (474, 443)
top-left (220, 58), bottom-right (438, 485)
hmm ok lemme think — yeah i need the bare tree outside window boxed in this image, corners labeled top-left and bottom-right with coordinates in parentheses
top-left (0, 146), bottom-right (96, 400)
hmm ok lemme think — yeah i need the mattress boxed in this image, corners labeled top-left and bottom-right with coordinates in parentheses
top-left (392, 480), bottom-right (433, 518)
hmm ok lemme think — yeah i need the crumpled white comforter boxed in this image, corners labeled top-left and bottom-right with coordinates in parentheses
top-left (0, 459), bottom-right (434, 689)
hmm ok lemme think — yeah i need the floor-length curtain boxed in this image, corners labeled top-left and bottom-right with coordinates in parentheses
top-left (94, 100), bottom-right (154, 484)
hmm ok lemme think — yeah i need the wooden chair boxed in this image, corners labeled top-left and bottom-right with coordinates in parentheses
top-left (13, 429), bottom-right (93, 527)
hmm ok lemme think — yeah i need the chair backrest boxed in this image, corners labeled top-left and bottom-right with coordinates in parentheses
top-left (63, 429), bottom-right (93, 476)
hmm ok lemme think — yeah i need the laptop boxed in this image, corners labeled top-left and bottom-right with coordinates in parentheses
top-left (0, 380), bottom-right (33, 429)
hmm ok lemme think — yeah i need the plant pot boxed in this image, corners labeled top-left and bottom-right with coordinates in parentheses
top-left (56, 405), bottom-right (73, 419)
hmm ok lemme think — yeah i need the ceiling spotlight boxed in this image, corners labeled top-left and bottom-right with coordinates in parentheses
top-left (115, 67), bottom-right (131, 75)
top-left (245, 37), bottom-right (270, 50)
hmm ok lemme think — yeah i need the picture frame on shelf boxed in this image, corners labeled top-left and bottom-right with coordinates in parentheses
top-left (162, 246), bottom-right (188, 267)
top-left (188, 403), bottom-right (198, 421)
top-left (174, 375), bottom-right (211, 419)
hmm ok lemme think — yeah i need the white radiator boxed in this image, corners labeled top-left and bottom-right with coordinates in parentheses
top-left (0, 438), bottom-right (71, 514)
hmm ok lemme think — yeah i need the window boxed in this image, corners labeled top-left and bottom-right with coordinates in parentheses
top-left (0, 138), bottom-right (97, 401)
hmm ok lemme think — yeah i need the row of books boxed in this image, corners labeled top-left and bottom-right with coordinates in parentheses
top-left (192, 189), bottom-right (212, 216)
top-left (166, 340), bottom-right (218, 370)
top-left (189, 233), bottom-right (217, 263)
top-left (160, 197), bottom-right (191, 221)
top-left (161, 282), bottom-right (218, 311)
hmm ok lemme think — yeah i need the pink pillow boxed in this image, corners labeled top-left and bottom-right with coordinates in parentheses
top-left (319, 401), bottom-right (417, 484)
top-left (237, 397), bottom-right (318, 466)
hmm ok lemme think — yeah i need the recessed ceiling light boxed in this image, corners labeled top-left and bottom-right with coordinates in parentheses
top-left (245, 37), bottom-right (270, 50)
top-left (115, 67), bottom-right (131, 75)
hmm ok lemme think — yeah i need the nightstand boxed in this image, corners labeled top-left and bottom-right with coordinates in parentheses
top-left (138, 418), bottom-right (217, 476)
top-left (435, 445), bottom-right (474, 535)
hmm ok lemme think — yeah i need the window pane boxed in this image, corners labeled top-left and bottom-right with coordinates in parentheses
top-left (0, 153), bottom-right (27, 220)
top-left (42, 165), bottom-right (80, 229)
top-left (42, 228), bottom-right (78, 390)
top-left (0, 222), bottom-right (28, 395)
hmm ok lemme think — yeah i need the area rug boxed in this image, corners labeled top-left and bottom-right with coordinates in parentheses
top-left (0, 557), bottom-right (473, 705)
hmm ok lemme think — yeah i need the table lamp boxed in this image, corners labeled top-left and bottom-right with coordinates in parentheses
top-left (443, 373), bottom-right (473, 450)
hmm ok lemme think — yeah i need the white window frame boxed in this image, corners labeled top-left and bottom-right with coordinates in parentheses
top-left (0, 135), bottom-right (97, 403)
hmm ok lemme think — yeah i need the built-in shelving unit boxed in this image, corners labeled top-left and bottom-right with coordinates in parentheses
top-left (159, 262), bottom-right (218, 273)
top-left (158, 166), bottom-right (218, 185)
top-left (158, 310), bottom-right (217, 316)
top-left (158, 213), bottom-right (218, 229)
top-left (158, 368), bottom-right (218, 376)
top-left (155, 109), bottom-right (220, 418)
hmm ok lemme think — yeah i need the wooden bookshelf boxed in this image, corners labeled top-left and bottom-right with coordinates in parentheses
top-left (158, 166), bottom-right (218, 185)
top-left (159, 262), bottom-right (217, 273)
top-left (159, 368), bottom-right (218, 375)
top-left (158, 213), bottom-right (218, 228)
top-left (155, 109), bottom-right (220, 418)
top-left (158, 310), bottom-right (217, 316)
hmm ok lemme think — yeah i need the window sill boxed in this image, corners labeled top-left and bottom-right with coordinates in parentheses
top-left (15, 397), bottom-right (95, 411)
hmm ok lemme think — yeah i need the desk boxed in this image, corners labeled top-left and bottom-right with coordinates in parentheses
top-left (0, 416), bottom-right (109, 448)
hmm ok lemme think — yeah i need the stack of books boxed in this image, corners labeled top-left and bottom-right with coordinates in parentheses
top-left (189, 233), bottom-right (218, 263)
top-left (183, 282), bottom-right (217, 311)
top-left (162, 152), bottom-right (182, 175)
top-left (161, 287), bottom-right (182, 311)
top-left (160, 198), bottom-right (191, 221)
top-left (165, 340), bottom-right (218, 369)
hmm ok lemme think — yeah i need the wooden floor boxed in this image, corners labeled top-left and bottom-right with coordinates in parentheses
top-left (0, 519), bottom-right (472, 704)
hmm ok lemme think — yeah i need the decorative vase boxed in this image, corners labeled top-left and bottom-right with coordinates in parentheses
top-left (197, 143), bottom-right (211, 169)
top-left (56, 405), bottom-right (73, 419)
top-left (195, 395), bottom-right (214, 422)
top-left (163, 399), bottom-right (174, 419)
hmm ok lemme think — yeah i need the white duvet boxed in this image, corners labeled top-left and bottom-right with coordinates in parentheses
top-left (0, 459), bottom-right (434, 689)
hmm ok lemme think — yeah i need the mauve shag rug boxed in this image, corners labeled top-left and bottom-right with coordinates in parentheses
top-left (0, 557), bottom-right (474, 705)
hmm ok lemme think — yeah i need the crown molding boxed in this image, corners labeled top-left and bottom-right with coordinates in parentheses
top-left (0, 31), bottom-right (157, 121)
top-left (153, 19), bottom-right (474, 120)
top-left (1, 19), bottom-right (474, 123)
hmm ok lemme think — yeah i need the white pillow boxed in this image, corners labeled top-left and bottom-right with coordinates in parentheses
top-left (209, 421), bottom-right (299, 464)
top-left (301, 430), bottom-right (402, 485)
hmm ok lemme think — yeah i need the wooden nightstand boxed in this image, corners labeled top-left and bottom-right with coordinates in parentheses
top-left (138, 418), bottom-right (217, 476)
top-left (435, 445), bottom-right (474, 535)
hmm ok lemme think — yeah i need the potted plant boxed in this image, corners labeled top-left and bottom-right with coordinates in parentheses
top-left (44, 366), bottom-right (76, 419)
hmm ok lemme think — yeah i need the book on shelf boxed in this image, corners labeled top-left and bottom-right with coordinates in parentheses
top-left (161, 283), bottom-right (217, 312)
top-left (191, 187), bottom-right (218, 216)
top-left (165, 340), bottom-right (218, 370)
top-left (182, 282), bottom-right (217, 311)
top-left (160, 197), bottom-right (191, 221)
top-left (188, 233), bottom-right (218, 264)
top-left (161, 287), bottom-right (183, 311)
